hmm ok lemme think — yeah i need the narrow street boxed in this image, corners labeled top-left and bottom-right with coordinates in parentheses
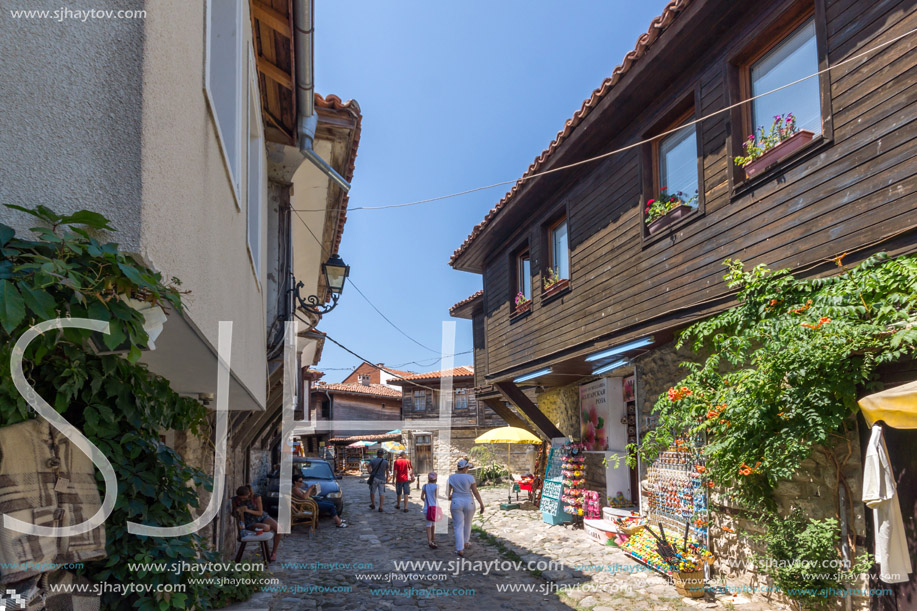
top-left (231, 476), bottom-right (774, 611)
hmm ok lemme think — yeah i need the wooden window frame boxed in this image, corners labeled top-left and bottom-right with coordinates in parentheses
top-left (726, 0), bottom-right (832, 194)
top-left (454, 389), bottom-right (469, 411)
top-left (412, 389), bottom-right (426, 412)
top-left (641, 90), bottom-right (705, 245)
top-left (512, 245), bottom-right (531, 301)
top-left (547, 216), bottom-right (569, 278)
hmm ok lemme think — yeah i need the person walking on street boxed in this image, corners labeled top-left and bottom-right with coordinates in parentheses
top-left (448, 459), bottom-right (485, 557)
top-left (368, 449), bottom-right (390, 512)
top-left (420, 472), bottom-right (441, 548)
top-left (393, 450), bottom-right (414, 513)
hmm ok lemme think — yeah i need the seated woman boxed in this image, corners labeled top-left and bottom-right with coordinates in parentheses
top-left (233, 484), bottom-right (281, 561)
top-left (292, 474), bottom-right (348, 528)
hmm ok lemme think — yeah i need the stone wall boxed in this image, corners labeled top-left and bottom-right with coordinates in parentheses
top-left (633, 340), bottom-right (869, 609)
top-left (535, 383), bottom-right (580, 439)
top-left (404, 428), bottom-right (537, 483)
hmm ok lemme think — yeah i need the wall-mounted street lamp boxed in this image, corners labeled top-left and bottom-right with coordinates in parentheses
top-left (292, 254), bottom-right (350, 316)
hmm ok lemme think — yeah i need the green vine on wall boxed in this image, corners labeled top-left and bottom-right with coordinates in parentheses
top-left (628, 253), bottom-right (916, 607)
top-left (0, 206), bottom-right (260, 610)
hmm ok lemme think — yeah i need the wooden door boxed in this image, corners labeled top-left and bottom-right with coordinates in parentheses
top-left (415, 444), bottom-right (432, 478)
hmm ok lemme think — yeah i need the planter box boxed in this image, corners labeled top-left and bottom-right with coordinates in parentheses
top-left (542, 278), bottom-right (570, 300)
top-left (646, 204), bottom-right (693, 235)
top-left (512, 300), bottom-right (531, 316)
top-left (741, 129), bottom-right (815, 179)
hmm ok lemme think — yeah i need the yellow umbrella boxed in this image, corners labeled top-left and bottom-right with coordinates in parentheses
top-left (859, 380), bottom-right (917, 428)
top-left (475, 427), bottom-right (542, 503)
top-left (381, 441), bottom-right (406, 453)
top-left (475, 426), bottom-right (541, 444)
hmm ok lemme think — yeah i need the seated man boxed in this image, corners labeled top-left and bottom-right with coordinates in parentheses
top-left (292, 474), bottom-right (347, 528)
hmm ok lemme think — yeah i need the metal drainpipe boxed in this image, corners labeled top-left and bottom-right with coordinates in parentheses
top-left (292, 0), bottom-right (351, 193)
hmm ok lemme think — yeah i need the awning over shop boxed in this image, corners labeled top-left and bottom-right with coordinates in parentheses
top-left (859, 379), bottom-right (917, 429)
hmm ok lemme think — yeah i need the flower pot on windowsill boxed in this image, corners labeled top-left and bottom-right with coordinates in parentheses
top-left (542, 278), bottom-right (570, 300)
top-left (646, 205), bottom-right (693, 236)
top-left (512, 300), bottom-right (532, 316)
top-left (741, 129), bottom-right (815, 179)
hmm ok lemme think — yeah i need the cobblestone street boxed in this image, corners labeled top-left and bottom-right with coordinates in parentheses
top-left (225, 476), bottom-right (780, 610)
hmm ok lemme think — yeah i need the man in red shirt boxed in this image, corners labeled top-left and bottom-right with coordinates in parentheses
top-left (392, 451), bottom-right (414, 513)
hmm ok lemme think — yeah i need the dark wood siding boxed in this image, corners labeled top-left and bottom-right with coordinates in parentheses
top-left (479, 0), bottom-right (917, 379)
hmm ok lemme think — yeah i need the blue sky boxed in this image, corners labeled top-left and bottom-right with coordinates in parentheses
top-left (313, 1), bottom-right (672, 382)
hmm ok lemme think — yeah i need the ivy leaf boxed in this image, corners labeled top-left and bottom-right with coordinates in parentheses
top-left (0, 280), bottom-right (26, 333)
top-left (0, 223), bottom-right (14, 247)
top-left (102, 320), bottom-right (127, 351)
top-left (60, 210), bottom-right (115, 231)
top-left (4, 204), bottom-right (61, 224)
top-left (20, 283), bottom-right (57, 320)
top-left (118, 262), bottom-right (146, 287)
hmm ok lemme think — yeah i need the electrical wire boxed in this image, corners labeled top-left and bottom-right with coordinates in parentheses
top-left (290, 208), bottom-right (442, 354)
top-left (291, 24), bottom-right (917, 214)
top-left (312, 350), bottom-right (474, 372)
top-left (321, 333), bottom-right (449, 394)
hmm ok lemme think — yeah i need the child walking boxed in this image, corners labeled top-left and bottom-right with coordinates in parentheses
top-left (420, 472), bottom-right (441, 549)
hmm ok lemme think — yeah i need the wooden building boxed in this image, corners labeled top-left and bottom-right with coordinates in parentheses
top-left (450, 0), bottom-right (917, 606)
top-left (388, 367), bottom-right (523, 478)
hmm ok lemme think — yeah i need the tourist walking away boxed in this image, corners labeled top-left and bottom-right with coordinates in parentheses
top-left (233, 484), bottom-right (281, 562)
top-left (367, 449), bottom-right (390, 512)
top-left (420, 472), bottom-right (441, 548)
top-left (393, 450), bottom-right (414, 513)
top-left (291, 474), bottom-right (348, 528)
top-left (448, 459), bottom-right (485, 557)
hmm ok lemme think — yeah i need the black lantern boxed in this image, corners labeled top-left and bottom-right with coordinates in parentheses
top-left (322, 253), bottom-right (349, 295)
top-left (292, 254), bottom-right (350, 316)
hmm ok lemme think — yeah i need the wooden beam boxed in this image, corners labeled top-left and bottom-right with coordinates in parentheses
top-left (481, 397), bottom-right (536, 434)
top-left (257, 56), bottom-right (293, 90)
top-left (251, 0), bottom-right (290, 35)
top-left (493, 382), bottom-right (564, 440)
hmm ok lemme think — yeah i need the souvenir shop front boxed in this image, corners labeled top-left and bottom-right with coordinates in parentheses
top-left (537, 372), bottom-right (713, 598)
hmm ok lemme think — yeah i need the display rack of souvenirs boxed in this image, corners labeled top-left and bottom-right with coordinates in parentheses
top-left (583, 490), bottom-right (601, 519)
top-left (644, 438), bottom-right (709, 543)
top-left (621, 524), bottom-right (711, 576)
top-left (606, 490), bottom-right (631, 508)
top-left (561, 441), bottom-right (586, 516)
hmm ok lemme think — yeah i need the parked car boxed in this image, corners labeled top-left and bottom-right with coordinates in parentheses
top-left (262, 457), bottom-right (344, 518)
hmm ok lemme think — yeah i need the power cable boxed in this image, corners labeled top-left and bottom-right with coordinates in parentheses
top-left (291, 25), bottom-right (917, 214)
top-left (321, 333), bottom-right (449, 394)
top-left (290, 207), bottom-right (441, 354)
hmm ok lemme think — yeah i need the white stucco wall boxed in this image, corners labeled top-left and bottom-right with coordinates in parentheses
top-left (139, 0), bottom-right (266, 406)
top-left (0, 0), bottom-right (268, 408)
top-left (0, 0), bottom-right (145, 248)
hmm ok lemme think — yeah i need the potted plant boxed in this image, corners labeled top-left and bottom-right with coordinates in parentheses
top-left (513, 291), bottom-right (531, 315)
top-left (644, 188), bottom-right (697, 235)
top-left (734, 112), bottom-right (814, 179)
top-left (542, 267), bottom-right (569, 298)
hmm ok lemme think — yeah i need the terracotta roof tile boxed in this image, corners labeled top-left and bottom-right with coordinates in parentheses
top-left (449, 0), bottom-right (692, 266)
top-left (315, 93), bottom-right (362, 256)
top-left (314, 382), bottom-right (402, 399)
top-left (388, 367), bottom-right (475, 384)
top-left (449, 290), bottom-right (484, 315)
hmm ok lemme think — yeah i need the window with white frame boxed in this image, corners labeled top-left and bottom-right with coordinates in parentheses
top-left (749, 19), bottom-right (821, 136)
top-left (205, 0), bottom-right (243, 205)
top-left (247, 48), bottom-right (264, 284)
top-left (454, 389), bottom-right (469, 410)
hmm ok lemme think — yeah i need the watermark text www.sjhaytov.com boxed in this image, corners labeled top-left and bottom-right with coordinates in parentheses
top-left (9, 8), bottom-right (146, 22)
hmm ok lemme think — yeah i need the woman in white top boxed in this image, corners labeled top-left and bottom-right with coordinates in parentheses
top-left (447, 458), bottom-right (485, 557)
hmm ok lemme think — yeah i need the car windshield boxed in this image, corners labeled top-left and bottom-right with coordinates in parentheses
top-left (298, 461), bottom-right (334, 480)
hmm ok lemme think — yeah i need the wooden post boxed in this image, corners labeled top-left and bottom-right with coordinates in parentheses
top-left (493, 382), bottom-right (564, 440)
